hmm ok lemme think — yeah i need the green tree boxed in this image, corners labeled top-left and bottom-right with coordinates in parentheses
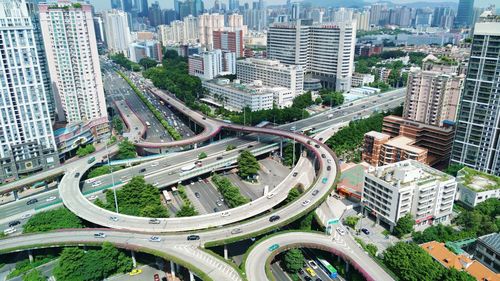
top-left (393, 214), bottom-right (415, 238)
top-left (365, 244), bottom-right (378, 257)
top-left (441, 268), bottom-right (476, 281)
top-left (116, 140), bottom-right (136, 160)
top-left (112, 116), bottom-right (124, 134)
top-left (87, 166), bottom-right (123, 179)
top-left (176, 204), bottom-right (198, 217)
top-left (284, 187), bottom-right (302, 204)
top-left (344, 216), bottom-right (360, 228)
top-left (283, 143), bottom-right (300, 167)
top-left (444, 164), bottom-right (465, 177)
top-left (198, 152), bottom-right (207, 159)
top-left (211, 175), bottom-right (249, 208)
top-left (299, 212), bottom-right (315, 230)
top-left (226, 144), bottom-right (236, 151)
top-left (292, 91), bottom-right (313, 109)
top-left (383, 242), bottom-right (443, 281)
top-left (53, 247), bottom-right (86, 281)
top-left (76, 144), bottom-right (95, 157)
top-left (139, 57), bottom-right (158, 69)
top-left (23, 208), bottom-right (83, 233)
top-left (237, 150), bottom-right (260, 180)
top-left (22, 269), bottom-right (46, 281)
top-left (319, 90), bottom-right (344, 107)
top-left (282, 249), bottom-right (304, 273)
top-left (412, 224), bottom-right (474, 244)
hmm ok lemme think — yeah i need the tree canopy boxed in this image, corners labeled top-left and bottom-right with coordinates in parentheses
top-left (319, 89), bottom-right (344, 107)
top-left (211, 175), bottom-right (249, 208)
top-left (284, 186), bottom-right (302, 204)
top-left (292, 91), bottom-right (314, 109)
top-left (76, 144), bottom-right (95, 157)
top-left (23, 208), bottom-right (83, 233)
top-left (23, 269), bottom-right (46, 281)
top-left (110, 53), bottom-right (141, 72)
top-left (237, 150), bottom-right (260, 179)
top-left (112, 116), bottom-right (124, 134)
top-left (444, 164), bottom-right (465, 177)
top-left (116, 139), bottom-right (137, 160)
top-left (281, 249), bottom-right (304, 273)
top-left (393, 214), bottom-right (415, 238)
top-left (139, 57), bottom-right (158, 69)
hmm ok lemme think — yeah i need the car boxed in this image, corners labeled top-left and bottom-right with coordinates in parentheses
top-left (336, 227), bottom-right (346, 236)
top-left (74, 172), bottom-right (80, 178)
top-left (361, 228), bottom-right (370, 235)
top-left (20, 213), bottom-right (32, 220)
top-left (231, 228), bottom-right (242, 234)
top-left (213, 208), bottom-right (219, 212)
top-left (221, 211), bottom-right (230, 217)
top-left (219, 197), bottom-right (224, 202)
top-left (269, 215), bottom-right (280, 222)
top-left (149, 218), bottom-right (161, 224)
top-left (321, 154), bottom-right (326, 158)
top-left (302, 200), bottom-right (311, 206)
top-left (129, 269), bottom-right (142, 276)
top-left (46, 196), bottom-right (57, 202)
top-left (154, 273), bottom-right (160, 281)
top-left (151, 162), bottom-right (159, 167)
top-left (321, 177), bottom-right (328, 184)
top-left (247, 145), bottom-right (254, 148)
top-left (314, 144), bottom-right (320, 148)
top-left (26, 198), bottom-right (38, 205)
top-left (88, 195), bottom-right (98, 201)
top-left (91, 181), bottom-right (102, 187)
top-left (306, 267), bottom-right (316, 277)
top-left (266, 193), bottom-right (275, 199)
top-left (315, 278), bottom-right (323, 281)
top-left (304, 277), bottom-right (312, 281)
top-left (3, 228), bottom-right (16, 235)
top-left (187, 235), bottom-right (200, 241)
top-left (202, 117), bottom-right (206, 120)
top-left (94, 232), bottom-right (106, 238)
top-left (298, 268), bottom-right (305, 275)
top-left (195, 192), bottom-right (200, 198)
top-left (318, 137), bottom-right (323, 141)
top-left (292, 172), bottom-right (298, 177)
top-left (216, 201), bottom-right (222, 206)
top-left (327, 166), bottom-right (331, 171)
top-left (153, 182), bottom-right (160, 187)
top-left (268, 244), bottom-right (279, 252)
top-left (216, 156), bottom-right (223, 160)
top-left (308, 260), bottom-right (318, 269)
top-left (109, 216), bottom-right (119, 222)
top-left (312, 190), bottom-right (319, 196)
top-left (139, 168), bottom-right (146, 173)
top-left (149, 236), bottom-right (161, 242)
top-left (8, 220), bottom-right (20, 227)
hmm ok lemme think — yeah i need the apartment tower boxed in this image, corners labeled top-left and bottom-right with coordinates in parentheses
top-left (102, 9), bottom-right (131, 55)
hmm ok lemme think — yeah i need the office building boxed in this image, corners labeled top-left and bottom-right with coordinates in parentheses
top-left (148, 1), bottom-right (162, 27)
top-left (158, 15), bottom-right (198, 46)
top-left (93, 15), bottom-right (105, 43)
top-left (129, 40), bottom-right (163, 62)
top-left (267, 20), bottom-right (357, 91)
top-left (178, 0), bottom-right (204, 19)
top-left (433, 7), bottom-right (455, 29)
top-left (403, 60), bottom-right (464, 127)
top-left (291, 2), bottom-right (300, 20)
top-left (415, 9), bottom-right (433, 27)
top-left (451, 16), bottom-right (500, 175)
top-left (474, 233), bottom-right (500, 274)
top-left (198, 13), bottom-right (225, 49)
top-left (362, 132), bottom-right (428, 166)
top-left (188, 49), bottom-right (236, 80)
top-left (362, 160), bottom-right (457, 231)
top-left (333, 8), bottom-right (353, 23)
top-left (236, 58), bottom-right (304, 97)
top-left (203, 79), bottom-right (292, 111)
top-left (455, 167), bottom-right (500, 207)
top-left (455, 0), bottom-right (475, 27)
top-left (351, 73), bottom-right (375, 87)
top-left (102, 9), bottom-right (131, 55)
top-left (39, 1), bottom-right (108, 125)
top-left (242, 1), bottom-right (267, 31)
top-left (213, 30), bottom-right (244, 58)
top-left (0, 0), bottom-right (59, 181)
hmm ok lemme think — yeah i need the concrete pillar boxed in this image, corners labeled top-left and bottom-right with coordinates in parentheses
top-left (345, 261), bottom-right (350, 273)
top-left (28, 250), bottom-right (33, 263)
top-left (175, 263), bottom-right (180, 274)
top-left (279, 138), bottom-right (283, 158)
top-left (13, 190), bottom-right (19, 200)
top-left (44, 182), bottom-right (49, 190)
top-left (337, 255), bottom-right (341, 263)
top-left (189, 271), bottom-right (195, 281)
top-left (131, 250), bottom-right (137, 267)
top-left (389, 224), bottom-right (394, 233)
top-left (224, 244), bottom-right (229, 260)
top-left (170, 260), bottom-right (176, 279)
top-left (376, 215), bottom-right (380, 225)
top-left (194, 143), bottom-right (197, 149)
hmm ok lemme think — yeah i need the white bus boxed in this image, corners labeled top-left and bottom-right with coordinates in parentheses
top-left (181, 163), bottom-right (196, 172)
top-left (162, 190), bottom-right (172, 203)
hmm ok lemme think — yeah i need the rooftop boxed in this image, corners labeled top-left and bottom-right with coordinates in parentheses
top-left (385, 136), bottom-right (427, 154)
top-left (205, 79), bottom-right (289, 96)
top-left (478, 233), bottom-right (500, 254)
top-left (457, 167), bottom-right (500, 191)
top-left (365, 131), bottom-right (390, 140)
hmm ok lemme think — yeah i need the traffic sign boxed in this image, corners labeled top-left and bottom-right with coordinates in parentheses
top-left (327, 218), bottom-right (339, 225)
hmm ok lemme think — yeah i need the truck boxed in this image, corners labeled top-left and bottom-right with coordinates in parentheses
top-left (180, 163), bottom-right (196, 172)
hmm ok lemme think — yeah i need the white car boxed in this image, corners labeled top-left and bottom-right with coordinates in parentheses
top-left (3, 228), bottom-right (16, 235)
top-left (336, 227), bottom-right (346, 236)
top-left (216, 201), bottom-right (223, 207)
top-left (94, 232), bottom-right (106, 238)
top-left (151, 162), bottom-right (159, 167)
top-left (153, 182), bottom-right (159, 187)
top-left (46, 196), bottom-right (57, 202)
top-left (88, 195), bottom-right (98, 201)
top-left (92, 181), bottom-right (102, 187)
top-left (302, 200), bottom-right (311, 206)
top-left (20, 213), bottom-right (32, 220)
top-left (266, 193), bottom-right (275, 199)
top-left (221, 211), bottom-right (230, 217)
top-left (308, 260), bottom-right (318, 269)
top-left (149, 236), bottom-right (161, 242)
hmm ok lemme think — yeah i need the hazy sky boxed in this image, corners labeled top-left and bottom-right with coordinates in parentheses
top-left (89, 0), bottom-right (496, 12)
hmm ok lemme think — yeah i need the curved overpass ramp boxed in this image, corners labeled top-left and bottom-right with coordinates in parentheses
top-left (244, 232), bottom-right (395, 281)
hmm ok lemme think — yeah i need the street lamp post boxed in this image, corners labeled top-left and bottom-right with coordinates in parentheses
top-left (106, 136), bottom-right (119, 213)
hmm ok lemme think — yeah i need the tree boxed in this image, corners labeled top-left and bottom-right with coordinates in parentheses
top-left (284, 187), bottom-right (302, 204)
top-left (441, 268), bottom-right (476, 281)
top-left (237, 150), bottom-right (260, 180)
top-left (412, 224), bottom-right (474, 244)
top-left (198, 152), bottom-right (207, 159)
top-left (53, 248), bottom-right (86, 281)
top-left (211, 175), bottom-right (249, 208)
top-left (344, 216), bottom-right (360, 228)
top-left (299, 212), bottom-right (315, 230)
top-left (23, 208), bottom-right (83, 233)
top-left (292, 91), bottom-right (313, 109)
top-left (319, 90), bottom-right (344, 107)
top-left (112, 116), bottom-right (124, 134)
top-left (283, 143), bottom-right (300, 167)
top-left (139, 57), bottom-right (158, 69)
top-left (444, 164), bottom-right (465, 177)
top-left (116, 140), bottom-right (136, 160)
top-left (282, 249), bottom-right (304, 273)
top-left (76, 144), bottom-right (95, 157)
top-left (176, 204), bottom-right (198, 217)
top-left (23, 269), bottom-right (46, 281)
top-left (88, 166), bottom-right (123, 179)
top-left (393, 214), bottom-right (415, 238)
top-left (365, 244), bottom-right (378, 257)
top-left (383, 242), bottom-right (443, 281)
top-left (226, 144), bottom-right (236, 151)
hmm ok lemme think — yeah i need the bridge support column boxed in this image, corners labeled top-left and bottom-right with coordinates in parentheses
top-left (28, 250), bottom-right (33, 263)
top-left (224, 245), bottom-right (229, 260)
top-left (189, 271), bottom-right (195, 281)
top-left (13, 190), bottom-right (19, 200)
top-left (193, 143), bottom-right (197, 149)
top-left (279, 138), bottom-right (283, 158)
top-left (170, 260), bottom-right (176, 279)
top-left (131, 250), bottom-right (136, 267)
top-left (345, 261), bottom-right (350, 273)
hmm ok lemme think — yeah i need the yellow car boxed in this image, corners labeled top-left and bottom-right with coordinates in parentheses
top-left (129, 269), bottom-right (142, 276)
top-left (305, 267), bottom-right (316, 277)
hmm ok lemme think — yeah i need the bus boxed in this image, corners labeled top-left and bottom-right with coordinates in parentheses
top-left (145, 121), bottom-right (151, 127)
top-left (181, 163), bottom-right (196, 172)
top-left (317, 257), bottom-right (338, 278)
top-left (162, 190), bottom-right (172, 203)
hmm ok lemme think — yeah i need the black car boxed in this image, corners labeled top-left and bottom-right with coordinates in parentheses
top-left (247, 145), bottom-right (254, 148)
top-left (74, 172), bottom-right (80, 178)
top-left (26, 198), bottom-right (38, 205)
top-left (187, 235), bottom-right (200, 241)
top-left (362, 228), bottom-right (370, 235)
top-left (195, 192), bottom-right (200, 198)
top-left (139, 168), bottom-right (146, 173)
top-left (149, 218), bottom-right (161, 224)
top-left (8, 220), bottom-right (20, 227)
top-left (269, 215), bottom-right (280, 222)
top-left (327, 166), bottom-right (331, 171)
top-left (304, 277), bottom-right (312, 281)
top-left (312, 190), bottom-right (319, 196)
top-left (299, 268), bottom-right (304, 275)
top-left (316, 278), bottom-right (323, 281)
top-left (216, 156), bottom-right (223, 160)
top-left (321, 154), bottom-right (326, 158)
top-left (292, 172), bottom-right (298, 177)
top-left (314, 144), bottom-right (320, 148)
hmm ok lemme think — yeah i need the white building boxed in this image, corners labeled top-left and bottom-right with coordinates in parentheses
top-left (227, 13), bottom-right (247, 38)
top-left (236, 58), bottom-right (305, 97)
top-left (455, 167), bottom-right (500, 207)
top-left (129, 40), bottom-right (163, 63)
top-left (39, 1), bottom-right (107, 124)
top-left (188, 49), bottom-right (236, 80)
top-left (362, 160), bottom-right (457, 231)
top-left (198, 13), bottom-right (225, 49)
top-left (203, 79), bottom-right (276, 112)
top-left (102, 9), bottom-right (131, 55)
top-left (351, 72), bottom-right (375, 87)
top-left (158, 15), bottom-right (198, 46)
top-left (267, 20), bottom-right (357, 91)
top-left (0, 0), bottom-right (59, 181)
top-left (354, 10), bottom-right (371, 31)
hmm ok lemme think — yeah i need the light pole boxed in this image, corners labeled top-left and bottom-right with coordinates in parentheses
top-left (106, 135), bottom-right (119, 213)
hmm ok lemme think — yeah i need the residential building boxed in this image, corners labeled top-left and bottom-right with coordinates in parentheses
top-left (369, 3), bottom-right (387, 25)
top-left (474, 233), bottom-right (500, 274)
top-left (158, 15), bottom-right (198, 46)
top-left (198, 13), bottom-right (225, 49)
top-left (102, 9), bottom-right (131, 55)
top-left (93, 15), bottom-right (105, 43)
top-left (351, 73), bottom-right (375, 87)
top-left (455, 167), bottom-right (500, 207)
top-left (377, 67), bottom-right (392, 82)
top-left (355, 43), bottom-right (383, 57)
top-left (455, 0), bottom-right (475, 27)
top-left (202, 79), bottom-right (288, 112)
top-left (267, 20), bottom-right (357, 91)
top-left (241, 0), bottom-right (267, 31)
top-left (421, 241), bottom-right (500, 281)
top-left (39, 1), bottom-right (108, 126)
top-left (213, 30), bottom-right (244, 57)
top-left (382, 115), bottom-right (455, 166)
top-left (403, 63), bottom-right (464, 127)
top-left (236, 58), bottom-right (304, 96)
top-left (188, 50), bottom-right (236, 80)
top-left (362, 160), bottom-right (457, 231)
top-left (227, 13), bottom-right (247, 37)
top-left (0, 0), bottom-right (59, 181)
top-left (354, 10), bottom-right (370, 31)
top-left (129, 40), bottom-right (163, 63)
top-left (451, 16), bottom-right (500, 176)
top-left (362, 132), bottom-right (428, 166)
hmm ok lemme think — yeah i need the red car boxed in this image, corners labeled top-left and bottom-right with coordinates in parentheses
top-left (153, 274), bottom-right (160, 281)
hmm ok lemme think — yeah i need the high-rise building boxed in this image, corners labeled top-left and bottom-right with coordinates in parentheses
top-left (0, 0), bottom-right (59, 181)
top-left (129, 40), bottom-right (163, 62)
top-left (369, 3), bottom-right (386, 25)
top-left (229, 0), bottom-right (240, 11)
top-left (158, 15), bottom-right (198, 46)
top-left (188, 49), bottom-right (236, 80)
top-left (267, 20), bottom-right (357, 91)
top-left (178, 0), bottom-right (204, 19)
top-left (102, 9), bottom-right (131, 54)
top-left (110, 0), bottom-right (122, 10)
top-left (455, 0), bottom-right (475, 27)
top-left (148, 1), bottom-right (162, 27)
top-left (93, 15), bottom-right (105, 43)
top-left (198, 13), bottom-right (225, 49)
top-left (39, 1), bottom-right (107, 124)
top-left (162, 9), bottom-right (177, 25)
top-left (242, 0), bottom-right (267, 31)
top-left (414, 9), bottom-right (433, 27)
top-left (354, 10), bottom-right (370, 31)
top-left (213, 30), bottom-right (244, 57)
top-left (451, 15), bottom-right (500, 175)
top-left (333, 8), bottom-right (353, 23)
top-left (291, 2), bottom-right (300, 20)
